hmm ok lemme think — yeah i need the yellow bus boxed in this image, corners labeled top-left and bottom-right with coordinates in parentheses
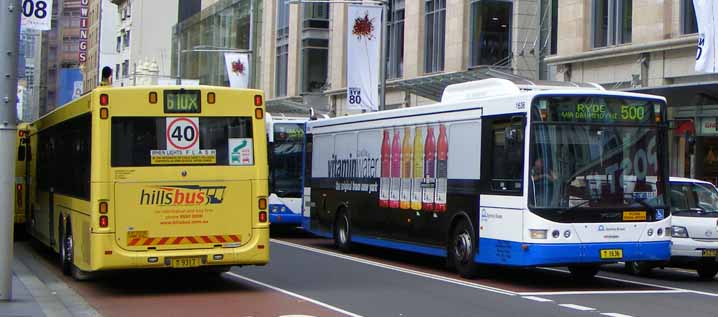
top-left (25, 86), bottom-right (269, 280)
top-left (14, 122), bottom-right (31, 236)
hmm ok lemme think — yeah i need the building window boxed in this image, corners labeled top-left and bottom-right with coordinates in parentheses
top-left (387, 0), bottom-right (405, 79)
top-left (122, 60), bottom-right (129, 78)
top-left (301, 39), bottom-right (328, 93)
top-left (116, 36), bottom-right (121, 52)
top-left (275, 0), bottom-right (290, 97)
top-left (123, 31), bottom-right (130, 48)
top-left (592, 0), bottom-right (632, 48)
top-left (424, 0), bottom-right (446, 73)
top-left (682, 0), bottom-right (698, 34)
top-left (469, 0), bottom-right (512, 67)
top-left (303, 3), bottom-right (329, 28)
top-left (115, 64), bottom-right (120, 80)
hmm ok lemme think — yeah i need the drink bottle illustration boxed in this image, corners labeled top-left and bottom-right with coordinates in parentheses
top-left (400, 127), bottom-right (412, 209)
top-left (389, 129), bottom-right (401, 208)
top-left (422, 126), bottom-right (436, 211)
top-left (411, 126), bottom-right (424, 210)
top-left (379, 129), bottom-right (391, 207)
top-left (435, 124), bottom-right (448, 212)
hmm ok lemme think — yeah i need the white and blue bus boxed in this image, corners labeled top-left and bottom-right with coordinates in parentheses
top-left (302, 79), bottom-right (671, 279)
top-left (266, 114), bottom-right (307, 226)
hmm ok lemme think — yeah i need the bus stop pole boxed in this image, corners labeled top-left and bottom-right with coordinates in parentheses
top-left (0, 0), bottom-right (20, 301)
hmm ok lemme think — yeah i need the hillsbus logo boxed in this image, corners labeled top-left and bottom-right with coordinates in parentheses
top-left (139, 185), bottom-right (227, 206)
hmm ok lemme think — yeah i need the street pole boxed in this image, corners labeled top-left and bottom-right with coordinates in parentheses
top-left (378, 0), bottom-right (387, 111)
top-left (175, 26), bottom-right (181, 85)
top-left (0, 0), bottom-right (21, 301)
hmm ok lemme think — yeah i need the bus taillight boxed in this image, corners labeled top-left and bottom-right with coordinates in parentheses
top-left (99, 201), bottom-right (108, 214)
top-left (258, 197), bottom-right (267, 210)
top-left (100, 94), bottom-right (109, 105)
top-left (254, 94), bottom-right (263, 106)
top-left (259, 211), bottom-right (267, 223)
top-left (255, 108), bottom-right (264, 119)
top-left (149, 92), bottom-right (158, 104)
top-left (16, 184), bottom-right (22, 208)
top-left (207, 92), bottom-right (216, 104)
top-left (99, 215), bottom-right (109, 228)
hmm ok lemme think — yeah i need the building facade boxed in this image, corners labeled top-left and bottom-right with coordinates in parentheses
top-left (547, 0), bottom-right (713, 182)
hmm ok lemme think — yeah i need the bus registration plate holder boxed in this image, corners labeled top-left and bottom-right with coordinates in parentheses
top-left (171, 257), bottom-right (202, 268)
top-left (600, 249), bottom-right (623, 259)
top-left (702, 249), bottom-right (718, 257)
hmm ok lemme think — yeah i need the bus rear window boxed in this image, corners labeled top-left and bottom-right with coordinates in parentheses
top-left (111, 117), bottom-right (253, 167)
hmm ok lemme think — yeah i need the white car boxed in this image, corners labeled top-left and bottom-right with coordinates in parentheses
top-left (626, 177), bottom-right (718, 280)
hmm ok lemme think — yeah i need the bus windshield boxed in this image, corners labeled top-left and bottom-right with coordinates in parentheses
top-left (269, 123), bottom-right (304, 198)
top-left (529, 96), bottom-right (666, 212)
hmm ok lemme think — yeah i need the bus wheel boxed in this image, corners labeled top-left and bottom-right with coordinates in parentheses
top-left (625, 261), bottom-right (653, 276)
top-left (60, 223), bottom-right (72, 276)
top-left (697, 265), bottom-right (718, 281)
top-left (451, 220), bottom-right (479, 278)
top-left (568, 265), bottom-right (599, 280)
top-left (334, 210), bottom-right (352, 253)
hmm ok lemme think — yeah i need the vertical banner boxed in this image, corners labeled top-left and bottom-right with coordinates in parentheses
top-left (694, 0), bottom-right (718, 73)
top-left (347, 5), bottom-right (383, 112)
top-left (224, 53), bottom-right (250, 88)
top-left (21, 0), bottom-right (54, 31)
top-left (79, 0), bottom-right (88, 63)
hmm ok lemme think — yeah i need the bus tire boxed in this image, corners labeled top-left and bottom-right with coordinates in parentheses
top-left (60, 221), bottom-right (72, 276)
top-left (451, 219), bottom-right (479, 278)
top-left (625, 261), bottom-right (653, 276)
top-left (334, 209), bottom-right (352, 253)
top-left (568, 265), bottom-right (599, 280)
top-left (697, 265), bottom-right (718, 281)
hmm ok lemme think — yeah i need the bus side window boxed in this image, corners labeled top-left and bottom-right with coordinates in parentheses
top-left (17, 145), bottom-right (26, 161)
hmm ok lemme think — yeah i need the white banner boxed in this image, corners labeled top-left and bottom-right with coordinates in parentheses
top-left (694, 0), bottom-right (718, 73)
top-left (21, 0), bottom-right (54, 31)
top-left (347, 5), bottom-right (383, 112)
top-left (224, 53), bottom-right (250, 88)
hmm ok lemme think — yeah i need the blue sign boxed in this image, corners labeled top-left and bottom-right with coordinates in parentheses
top-left (57, 68), bottom-right (83, 106)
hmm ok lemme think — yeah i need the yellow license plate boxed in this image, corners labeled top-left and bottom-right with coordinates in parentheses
top-left (171, 257), bottom-right (202, 268)
top-left (600, 249), bottom-right (623, 259)
top-left (702, 249), bottom-right (718, 257)
top-left (623, 211), bottom-right (646, 221)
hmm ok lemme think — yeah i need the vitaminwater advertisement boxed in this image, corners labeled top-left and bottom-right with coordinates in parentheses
top-left (322, 124), bottom-right (450, 212)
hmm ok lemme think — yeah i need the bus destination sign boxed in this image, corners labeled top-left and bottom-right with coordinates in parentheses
top-left (555, 103), bottom-right (651, 123)
top-left (164, 90), bottom-right (201, 113)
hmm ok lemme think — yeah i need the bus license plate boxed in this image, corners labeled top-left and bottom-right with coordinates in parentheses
top-left (600, 249), bottom-right (623, 259)
top-left (702, 249), bottom-right (718, 257)
top-left (171, 257), bottom-right (201, 268)
top-left (622, 211), bottom-right (646, 221)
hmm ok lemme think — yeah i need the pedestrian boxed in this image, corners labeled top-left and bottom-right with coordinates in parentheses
top-left (100, 66), bottom-right (113, 86)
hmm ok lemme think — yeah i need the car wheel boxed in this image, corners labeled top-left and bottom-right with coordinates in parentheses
top-left (625, 261), bottom-right (653, 276)
top-left (697, 265), bottom-right (718, 281)
top-left (451, 219), bottom-right (479, 278)
top-left (334, 210), bottom-right (351, 253)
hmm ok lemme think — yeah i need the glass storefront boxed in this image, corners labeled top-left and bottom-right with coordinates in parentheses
top-left (172, 0), bottom-right (262, 87)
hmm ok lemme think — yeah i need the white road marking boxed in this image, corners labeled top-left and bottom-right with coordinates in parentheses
top-left (271, 239), bottom-right (516, 296)
top-left (226, 272), bottom-right (364, 317)
top-left (558, 304), bottom-right (595, 311)
top-left (601, 313), bottom-right (634, 317)
top-left (518, 289), bottom-right (686, 296)
top-left (522, 296), bottom-right (553, 302)
top-left (540, 267), bottom-right (718, 297)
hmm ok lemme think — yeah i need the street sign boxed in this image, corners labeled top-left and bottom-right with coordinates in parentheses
top-left (166, 117), bottom-right (199, 151)
top-left (20, 0), bottom-right (53, 31)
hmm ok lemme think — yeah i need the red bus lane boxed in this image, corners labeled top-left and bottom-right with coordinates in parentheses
top-left (25, 243), bottom-right (351, 317)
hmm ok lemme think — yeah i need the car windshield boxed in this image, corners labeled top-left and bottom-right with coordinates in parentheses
top-left (529, 96), bottom-right (666, 210)
top-left (670, 182), bottom-right (718, 214)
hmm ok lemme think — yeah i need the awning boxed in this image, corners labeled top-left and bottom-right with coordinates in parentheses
top-left (623, 81), bottom-right (718, 107)
top-left (388, 66), bottom-right (528, 101)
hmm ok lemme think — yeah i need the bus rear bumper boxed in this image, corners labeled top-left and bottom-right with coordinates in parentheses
top-left (84, 228), bottom-right (270, 271)
top-left (475, 239), bottom-right (671, 267)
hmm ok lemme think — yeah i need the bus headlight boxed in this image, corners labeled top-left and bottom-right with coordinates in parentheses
top-left (672, 226), bottom-right (689, 238)
top-left (530, 229), bottom-right (548, 239)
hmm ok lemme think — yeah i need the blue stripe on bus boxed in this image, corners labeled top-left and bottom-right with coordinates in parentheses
top-left (269, 204), bottom-right (303, 225)
top-left (475, 238), bottom-right (671, 266)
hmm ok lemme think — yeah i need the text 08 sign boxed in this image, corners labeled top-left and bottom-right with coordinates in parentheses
top-left (21, 0), bottom-right (53, 31)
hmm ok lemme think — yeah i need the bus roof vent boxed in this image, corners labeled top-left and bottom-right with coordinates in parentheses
top-left (441, 78), bottom-right (521, 103)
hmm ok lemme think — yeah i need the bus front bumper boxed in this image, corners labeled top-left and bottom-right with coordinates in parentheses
top-left (84, 228), bottom-right (269, 271)
top-left (475, 239), bottom-right (671, 267)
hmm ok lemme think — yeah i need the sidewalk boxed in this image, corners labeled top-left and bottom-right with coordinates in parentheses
top-left (0, 242), bottom-right (101, 317)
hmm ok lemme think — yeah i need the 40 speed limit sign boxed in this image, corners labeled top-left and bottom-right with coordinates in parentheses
top-left (166, 117), bottom-right (199, 151)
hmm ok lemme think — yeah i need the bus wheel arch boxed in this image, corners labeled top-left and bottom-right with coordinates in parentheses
top-left (60, 217), bottom-right (72, 276)
top-left (448, 212), bottom-right (479, 278)
top-left (333, 206), bottom-right (352, 253)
